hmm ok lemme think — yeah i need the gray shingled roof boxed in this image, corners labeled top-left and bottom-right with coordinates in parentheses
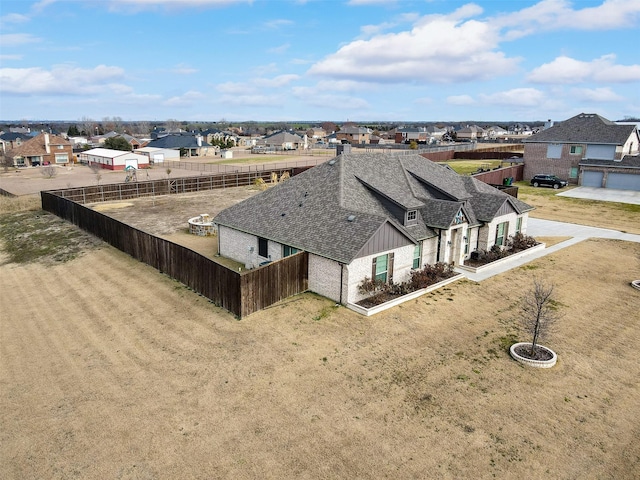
top-left (523, 113), bottom-right (637, 145)
top-left (214, 153), bottom-right (533, 263)
top-left (146, 133), bottom-right (210, 149)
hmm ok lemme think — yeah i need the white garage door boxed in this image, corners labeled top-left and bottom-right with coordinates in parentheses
top-left (125, 159), bottom-right (139, 169)
top-left (606, 173), bottom-right (640, 191)
top-left (582, 171), bottom-right (603, 188)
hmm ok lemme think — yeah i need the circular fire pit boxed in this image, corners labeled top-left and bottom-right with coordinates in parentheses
top-left (188, 214), bottom-right (216, 236)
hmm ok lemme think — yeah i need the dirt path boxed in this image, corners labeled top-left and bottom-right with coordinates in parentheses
top-left (2, 239), bottom-right (639, 479)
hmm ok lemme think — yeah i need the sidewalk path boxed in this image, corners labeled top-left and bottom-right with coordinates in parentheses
top-left (456, 218), bottom-right (640, 282)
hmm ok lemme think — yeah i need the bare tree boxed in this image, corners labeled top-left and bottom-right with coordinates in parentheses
top-left (41, 165), bottom-right (57, 178)
top-left (1, 152), bottom-right (13, 172)
top-left (521, 278), bottom-right (562, 356)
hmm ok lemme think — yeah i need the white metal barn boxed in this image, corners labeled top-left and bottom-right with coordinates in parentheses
top-left (78, 148), bottom-right (150, 170)
top-left (136, 147), bottom-right (180, 165)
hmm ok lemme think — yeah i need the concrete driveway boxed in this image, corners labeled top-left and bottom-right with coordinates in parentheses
top-left (556, 186), bottom-right (640, 205)
top-left (457, 218), bottom-right (640, 282)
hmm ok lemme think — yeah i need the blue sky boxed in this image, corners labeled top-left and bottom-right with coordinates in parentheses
top-left (1, 0), bottom-right (639, 123)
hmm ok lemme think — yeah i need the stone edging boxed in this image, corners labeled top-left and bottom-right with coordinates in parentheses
top-left (346, 274), bottom-right (465, 316)
top-left (510, 342), bottom-right (557, 368)
top-left (457, 243), bottom-right (546, 274)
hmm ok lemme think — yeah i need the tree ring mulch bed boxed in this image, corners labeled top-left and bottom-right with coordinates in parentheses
top-left (513, 344), bottom-right (554, 361)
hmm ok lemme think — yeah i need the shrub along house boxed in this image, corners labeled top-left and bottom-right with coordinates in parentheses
top-left (213, 153), bottom-right (534, 305)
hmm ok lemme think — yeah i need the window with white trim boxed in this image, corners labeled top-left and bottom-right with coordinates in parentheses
top-left (412, 244), bottom-right (421, 269)
top-left (406, 210), bottom-right (417, 225)
top-left (55, 154), bottom-right (68, 164)
top-left (570, 145), bottom-right (583, 155)
top-left (516, 217), bottom-right (523, 234)
top-left (495, 221), bottom-right (508, 246)
top-left (372, 253), bottom-right (394, 283)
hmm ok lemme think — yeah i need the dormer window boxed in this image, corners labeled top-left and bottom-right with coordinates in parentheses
top-left (406, 209), bottom-right (417, 225)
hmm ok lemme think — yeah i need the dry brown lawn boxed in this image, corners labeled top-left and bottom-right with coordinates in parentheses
top-left (1, 182), bottom-right (640, 479)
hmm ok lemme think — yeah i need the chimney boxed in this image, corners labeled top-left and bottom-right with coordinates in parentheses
top-left (197, 135), bottom-right (202, 147)
top-left (44, 133), bottom-right (51, 154)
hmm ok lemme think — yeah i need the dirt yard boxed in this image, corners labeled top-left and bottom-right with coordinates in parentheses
top-left (1, 169), bottom-right (640, 478)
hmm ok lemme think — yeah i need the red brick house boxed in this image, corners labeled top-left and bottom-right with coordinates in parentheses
top-left (6, 133), bottom-right (74, 167)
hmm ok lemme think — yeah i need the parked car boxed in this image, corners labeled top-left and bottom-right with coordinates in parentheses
top-left (530, 174), bottom-right (568, 189)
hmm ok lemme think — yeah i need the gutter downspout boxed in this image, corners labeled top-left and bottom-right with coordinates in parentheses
top-left (339, 263), bottom-right (344, 305)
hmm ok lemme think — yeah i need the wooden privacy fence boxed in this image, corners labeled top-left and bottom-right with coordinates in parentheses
top-left (40, 191), bottom-right (309, 318)
top-left (45, 168), bottom-right (308, 204)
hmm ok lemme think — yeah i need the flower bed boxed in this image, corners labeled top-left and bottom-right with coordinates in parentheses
top-left (458, 242), bottom-right (546, 274)
top-left (347, 273), bottom-right (464, 316)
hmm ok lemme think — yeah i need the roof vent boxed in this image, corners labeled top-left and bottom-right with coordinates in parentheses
top-left (347, 215), bottom-right (356, 222)
top-left (328, 159), bottom-right (336, 166)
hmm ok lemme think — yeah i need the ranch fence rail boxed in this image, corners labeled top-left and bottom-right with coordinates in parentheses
top-left (40, 191), bottom-right (309, 318)
top-left (45, 167), bottom-right (311, 204)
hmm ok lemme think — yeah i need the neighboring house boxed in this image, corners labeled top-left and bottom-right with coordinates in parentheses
top-left (337, 125), bottom-right (371, 145)
top-left (202, 128), bottom-right (238, 146)
top-left (214, 153), bottom-right (534, 305)
top-left (306, 127), bottom-right (327, 141)
top-left (395, 127), bottom-right (429, 144)
top-left (78, 148), bottom-right (150, 170)
top-left (0, 131), bottom-right (31, 153)
top-left (5, 133), bottom-right (73, 167)
top-left (135, 146), bottom-right (180, 164)
top-left (119, 133), bottom-right (143, 149)
top-left (486, 126), bottom-right (509, 139)
top-left (456, 125), bottom-right (485, 141)
top-left (255, 130), bottom-right (304, 150)
top-left (523, 113), bottom-right (640, 190)
top-left (145, 133), bottom-right (211, 157)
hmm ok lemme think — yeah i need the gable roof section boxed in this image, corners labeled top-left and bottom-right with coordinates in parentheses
top-left (146, 133), bottom-right (210, 149)
top-left (6, 133), bottom-right (70, 157)
top-left (523, 113), bottom-right (637, 145)
top-left (214, 153), bottom-right (534, 264)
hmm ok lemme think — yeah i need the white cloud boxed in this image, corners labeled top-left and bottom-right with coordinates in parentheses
top-left (479, 88), bottom-right (546, 107)
top-left (0, 33), bottom-right (41, 46)
top-left (108, 0), bottom-right (250, 6)
top-left (446, 95), bottom-right (475, 106)
top-left (218, 94), bottom-right (283, 107)
top-left (570, 87), bottom-right (623, 102)
top-left (528, 55), bottom-right (640, 84)
top-left (254, 74), bottom-right (300, 88)
top-left (163, 90), bottom-right (205, 107)
top-left (0, 54), bottom-right (23, 61)
top-left (348, 0), bottom-right (399, 5)
top-left (263, 19), bottom-right (294, 29)
top-left (495, 0), bottom-right (640, 40)
top-left (0, 13), bottom-right (30, 25)
top-left (267, 43), bottom-right (291, 54)
top-left (0, 64), bottom-right (125, 95)
top-left (308, 7), bottom-right (519, 84)
top-left (171, 64), bottom-right (198, 75)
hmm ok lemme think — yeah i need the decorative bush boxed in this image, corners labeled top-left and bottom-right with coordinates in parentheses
top-left (507, 232), bottom-right (538, 252)
top-left (357, 262), bottom-right (456, 307)
top-left (468, 233), bottom-right (539, 266)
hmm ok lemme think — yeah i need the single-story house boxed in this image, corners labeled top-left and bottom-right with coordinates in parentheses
top-left (135, 146), bottom-right (180, 164)
top-left (5, 133), bottom-right (74, 167)
top-left (255, 131), bottom-right (304, 151)
top-left (214, 152), bottom-right (534, 305)
top-left (145, 133), bottom-right (211, 157)
top-left (78, 148), bottom-right (149, 170)
top-left (523, 113), bottom-right (640, 189)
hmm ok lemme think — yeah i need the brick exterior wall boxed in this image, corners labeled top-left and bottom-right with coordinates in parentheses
top-left (308, 254), bottom-right (343, 303)
top-left (477, 213), bottom-right (523, 252)
top-left (524, 143), bottom-right (583, 184)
